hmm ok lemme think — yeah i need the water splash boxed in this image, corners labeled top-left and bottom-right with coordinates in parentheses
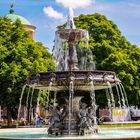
top-left (120, 83), bottom-right (129, 107)
top-left (105, 89), bottom-right (112, 120)
top-left (53, 14), bottom-right (95, 71)
top-left (29, 83), bottom-right (36, 124)
top-left (115, 85), bottom-right (121, 108)
top-left (36, 90), bottom-right (41, 115)
top-left (53, 30), bottom-right (95, 71)
top-left (106, 81), bottom-right (115, 108)
top-left (53, 34), bottom-right (67, 71)
top-left (45, 81), bottom-right (53, 124)
top-left (118, 83), bottom-right (126, 108)
top-left (46, 81), bottom-right (52, 107)
top-left (119, 83), bottom-right (131, 120)
top-left (17, 84), bottom-right (27, 127)
top-left (53, 91), bottom-right (57, 106)
top-left (68, 80), bottom-right (74, 135)
top-left (25, 87), bottom-right (31, 124)
top-left (66, 8), bottom-right (76, 29)
top-left (89, 80), bottom-right (97, 125)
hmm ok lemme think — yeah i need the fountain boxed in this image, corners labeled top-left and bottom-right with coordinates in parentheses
top-left (25, 7), bottom-right (121, 136)
top-left (0, 8), bottom-right (140, 140)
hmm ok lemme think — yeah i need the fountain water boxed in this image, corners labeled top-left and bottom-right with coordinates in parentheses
top-left (46, 81), bottom-right (52, 107)
top-left (17, 84), bottom-right (27, 127)
top-left (115, 85), bottom-right (121, 107)
top-left (120, 83), bottom-right (129, 107)
top-left (35, 90), bottom-right (41, 115)
top-left (25, 87), bottom-right (31, 124)
top-left (29, 83), bottom-right (36, 123)
top-left (118, 83), bottom-right (126, 108)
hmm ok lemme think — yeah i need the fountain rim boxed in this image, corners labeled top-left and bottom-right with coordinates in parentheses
top-left (28, 70), bottom-right (117, 74)
top-left (0, 127), bottom-right (140, 140)
top-left (26, 70), bottom-right (120, 91)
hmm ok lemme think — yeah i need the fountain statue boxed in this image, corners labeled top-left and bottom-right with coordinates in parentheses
top-left (16, 8), bottom-right (131, 136)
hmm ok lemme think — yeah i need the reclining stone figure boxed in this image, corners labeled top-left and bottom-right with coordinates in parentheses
top-left (46, 105), bottom-right (62, 135)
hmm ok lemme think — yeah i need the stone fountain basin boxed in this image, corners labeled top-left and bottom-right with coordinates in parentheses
top-left (27, 70), bottom-right (120, 91)
top-left (0, 127), bottom-right (140, 140)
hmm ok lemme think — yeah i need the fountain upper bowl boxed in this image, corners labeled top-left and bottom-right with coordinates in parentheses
top-left (27, 70), bottom-right (120, 91)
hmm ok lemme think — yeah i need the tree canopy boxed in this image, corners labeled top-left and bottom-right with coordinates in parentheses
top-left (0, 17), bottom-right (55, 109)
top-left (74, 13), bottom-right (140, 106)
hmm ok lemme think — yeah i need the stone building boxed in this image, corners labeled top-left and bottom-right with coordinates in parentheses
top-left (5, 3), bottom-right (36, 40)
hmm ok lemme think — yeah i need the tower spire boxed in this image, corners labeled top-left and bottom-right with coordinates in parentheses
top-left (66, 7), bottom-right (76, 29)
top-left (10, 2), bottom-right (14, 14)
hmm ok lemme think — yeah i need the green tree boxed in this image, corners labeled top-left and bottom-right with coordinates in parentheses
top-left (74, 13), bottom-right (140, 106)
top-left (0, 17), bottom-right (55, 125)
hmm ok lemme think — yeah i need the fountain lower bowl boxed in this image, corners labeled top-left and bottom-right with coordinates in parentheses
top-left (0, 128), bottom-right (140, 140)
top-left (27, 70), bottom-right (120, 91)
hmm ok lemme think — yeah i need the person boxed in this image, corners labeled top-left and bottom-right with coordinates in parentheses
top-left (35, 113), bottom-right (42, 127)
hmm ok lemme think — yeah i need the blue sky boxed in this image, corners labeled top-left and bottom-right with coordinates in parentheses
top-left (0, 0), bottom-right (140, 52)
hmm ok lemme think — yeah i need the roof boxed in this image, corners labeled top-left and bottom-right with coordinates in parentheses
top-left (6, 13), bottom-right (32, 25)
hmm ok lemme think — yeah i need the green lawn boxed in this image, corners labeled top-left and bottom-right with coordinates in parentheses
top-left (99, 123), bottom-right (140, 128)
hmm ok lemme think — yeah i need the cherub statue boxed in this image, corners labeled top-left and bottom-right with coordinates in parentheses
top-left (46, 105), bottom-right (62, 134)
top-left (78, 103), bottom-right (88, 129)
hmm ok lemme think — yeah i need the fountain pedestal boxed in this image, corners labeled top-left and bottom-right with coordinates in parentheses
top-left (47, 96), bottom-right (98, 136)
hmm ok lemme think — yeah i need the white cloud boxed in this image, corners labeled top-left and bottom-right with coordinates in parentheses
top-left (43, 6), bottom-right (64, 19)
top-left (55, 0), bottom-right (93, 9)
